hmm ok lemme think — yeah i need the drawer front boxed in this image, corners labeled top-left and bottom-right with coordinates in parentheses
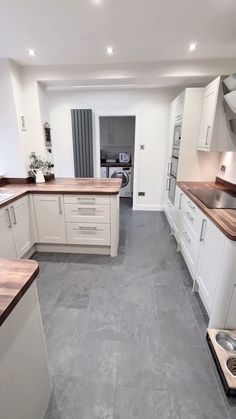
top-left (66, 223), bottom-right (111, 246)
top-left (180, 220), bottom-right (200, 277)
top-left (65, 204), bottom-right (110, 224)
top-left (64, 195), bottom-right (110, 205)
top-left (182, 200), bottom-right (203, 238)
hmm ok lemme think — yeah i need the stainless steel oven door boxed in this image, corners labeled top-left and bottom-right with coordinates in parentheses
top-left (170, 157), bottom-right (178, 178)
top-left (173, 124), bottom-right (182, 148)
top-left (168, 175), bottom-right (176, 205)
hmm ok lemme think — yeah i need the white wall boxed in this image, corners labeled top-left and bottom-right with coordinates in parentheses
top-left (0, 59), bottom-right (26, 177)
top-left (48, 88), bottom-right (180, 210)
top-left (218, 152), bottom-right (236, 184)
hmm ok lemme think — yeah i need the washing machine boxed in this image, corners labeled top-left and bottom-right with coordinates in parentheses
top-left (109, 167), bottom-right (132, 197)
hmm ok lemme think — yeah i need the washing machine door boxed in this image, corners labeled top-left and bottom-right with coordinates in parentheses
top-left (111, 170), bottom-right (129, 188)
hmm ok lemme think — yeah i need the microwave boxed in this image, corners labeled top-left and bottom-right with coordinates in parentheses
top-left (173, 123), bottom-right (182, 148)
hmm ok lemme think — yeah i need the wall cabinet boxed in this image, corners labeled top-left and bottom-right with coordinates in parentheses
top-left (197, 76), bottom-right (220, 150)
top-left (33, 194), bottom-right (67, 244)
top-left (0, 207), bottom-right (16, 259)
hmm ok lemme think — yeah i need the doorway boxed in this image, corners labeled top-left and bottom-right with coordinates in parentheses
top-left (95, 112), bottom-right (137, 209)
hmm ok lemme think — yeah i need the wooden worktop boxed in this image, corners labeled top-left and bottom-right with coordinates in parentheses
top-left (0, 259), bottom-right (39, 326)
top-left (0, 177), bottom-right (121, 208)
top-left (177, 180), bottom-right (236, 241)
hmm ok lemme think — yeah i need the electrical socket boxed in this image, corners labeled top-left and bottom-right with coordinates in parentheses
top-left (138, 192), bottom-right (145, 196)
top-left (221, 165), bottom-right (226, 172)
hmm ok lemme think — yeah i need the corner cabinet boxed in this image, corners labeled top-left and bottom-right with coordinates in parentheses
top-left (0, 207), bottom-right (16, 258)
top-left (33, 194), bottom-right (67, 244)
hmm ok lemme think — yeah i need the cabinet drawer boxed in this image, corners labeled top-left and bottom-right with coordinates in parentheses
top-left (182, 200), bottom-right (203, 238)
top-left (65, 204), bottom-right (110, 224)
top-left (64, 195), bottom-right (110, 205)
top-left (180, 220), bottom-right (200, 277)
top-left (66, 223), bottom-right (110, 246)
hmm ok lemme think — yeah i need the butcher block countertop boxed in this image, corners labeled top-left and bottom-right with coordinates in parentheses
top-left (177, 180), bottom-right (236, 241)
top-left (0, 259), bottom-right (39, 326)
top-left (0, 177), bottom-right (122, 208)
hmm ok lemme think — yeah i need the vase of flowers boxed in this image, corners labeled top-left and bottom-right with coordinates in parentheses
top-left (28, 152), bottom-right (49, 183)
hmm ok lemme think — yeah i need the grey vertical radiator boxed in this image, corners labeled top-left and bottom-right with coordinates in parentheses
top-left (71, 109), bottom-right (94, 177)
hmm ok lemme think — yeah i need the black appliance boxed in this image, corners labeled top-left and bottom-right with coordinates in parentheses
top-left (190, 189), bottom-right (236, 209)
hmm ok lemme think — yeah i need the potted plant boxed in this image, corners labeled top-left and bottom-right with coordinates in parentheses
top-left (28, 152), bottom-right (49, 183)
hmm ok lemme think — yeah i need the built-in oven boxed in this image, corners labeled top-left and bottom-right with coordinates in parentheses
top-left (173, 123), bottom-right (182, 148)
top-left (168, 175), bottom-right (176, 205)
top-left (170, 156), bottom-right (178, 178)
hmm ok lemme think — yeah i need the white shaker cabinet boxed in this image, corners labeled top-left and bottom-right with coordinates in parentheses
top-left (0, 206), bottom-right (16, 259)
top-left (172, 186), bottom-right (183, 240)
top-left (195, 216), bottom-right (225, 315)
top-left (33, 194), bottom-right (67, 244)
top-left (9, 196), bottom-right (33, 258)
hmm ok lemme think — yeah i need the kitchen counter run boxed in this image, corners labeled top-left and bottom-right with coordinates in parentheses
top-left (0, 177), bottom-right (122, 208)
top-left (177, 181), bottom-right (236, 241)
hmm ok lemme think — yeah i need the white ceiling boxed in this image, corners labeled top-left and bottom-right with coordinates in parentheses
top-left (1, 0), bottom-right (236, 66)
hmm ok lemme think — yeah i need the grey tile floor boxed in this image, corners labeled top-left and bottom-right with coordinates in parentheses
top-left (34, 199), bottom-right (236, 419)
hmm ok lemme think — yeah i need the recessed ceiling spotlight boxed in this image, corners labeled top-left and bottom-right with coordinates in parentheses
top-left (27, 49), bottom-right (36, 56)
top-left (92, 0), bottom-right (102, 3)
top-left (105, 46), bottom-right (115, 55)
top-left (188, 43), bottom-right (197, 51)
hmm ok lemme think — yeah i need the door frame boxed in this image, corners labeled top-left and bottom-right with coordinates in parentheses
top-left (94, 110), bottom-right (139, 210)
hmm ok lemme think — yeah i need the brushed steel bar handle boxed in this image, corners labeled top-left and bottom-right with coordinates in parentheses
top-left (167, 162), bottom-right (172, 175)
top-left (183, 231), bottom-right (191, 243)
top-left (187, 201), bottom-right (195, 211)
top-left (58, 196), bottom-right (63, 214)
top-left (200, 219), bottom-right (207, 242)
top-left (10, 206), bottom-right (17, 225)
top-left (5, 208), bottom-right (12, 228)
top-left (77, 197), bottom-right (95, 201)
top-left (205, 125), bottom-right (211, 146)
top-left (77, 207), bottom-right (96, 211)
top-left (79, 226), bottom-right (97, 231)
top-left (179, 193), bottom-right (183, 209)
top-left (186, 211), bottom-right (194, 222)
top-left (166, 178), bottom-right (171, 191)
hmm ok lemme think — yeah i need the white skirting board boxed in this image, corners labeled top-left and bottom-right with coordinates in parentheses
top-left (0, 282), bottom-right (52, 419)
top-left (132, 204), bottom-right (164, 211)
top-left (35, 243), bottom-right (111, 255)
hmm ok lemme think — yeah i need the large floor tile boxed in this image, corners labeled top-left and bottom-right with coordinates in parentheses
top-left (114, 386), bottom-right (171, 419)
top-left (45, 375), bottom-right (115, 419)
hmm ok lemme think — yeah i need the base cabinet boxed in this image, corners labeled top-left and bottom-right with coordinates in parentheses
top-left (0, 207), bottom-right (16, 259)
top-left (10, 196), bottom-right (33, 258)
top-left (33, 195), bottom-right (67, 244)
top-left (195, 218), bottom-right (225, 315)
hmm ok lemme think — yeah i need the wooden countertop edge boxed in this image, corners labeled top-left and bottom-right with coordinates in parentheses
top-left (0, 261), bottom-right (39, 327)
top-left (177, 182), bottom-right (236, 241)
top-left (0, 186), bottom-right (121, 209)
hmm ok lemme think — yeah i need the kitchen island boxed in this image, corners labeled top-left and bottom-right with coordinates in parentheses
top-left (0, 258), bottom-right (51, 419)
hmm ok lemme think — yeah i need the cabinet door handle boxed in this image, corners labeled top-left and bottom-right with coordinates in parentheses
top-left (10, 206), bottom-right (17, 225)
top-left (205, 125), bottom-right (211, 146)
top-left (5, 208), bottom-right (12, 228)
top-left (77, 197), bottom-right (95, 202)
top-left (200, 219), bottom-right (207, 242)
top-left (183, 231), bottom-right (191, 243)
top-left (79, 226), bottom-right (97, 231)
top-left (186, 211), bottom-right (194, 222)
top-left (167, 163), bottom-right (171, 175)
top-left (187, 201), bottom-right (195, 211)
top-left (58, 196), bottom-right (63, 214)
top-left (166, 178), bottom-right (171, 191)
top-left (179, 193), bottom-right (183, 209)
